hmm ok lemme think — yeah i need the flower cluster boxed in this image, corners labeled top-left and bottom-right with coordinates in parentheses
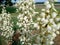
top-left (16, 0), bottom-right (60, 45)
top-left (0, 7), bottom-right (14, 39)
top-left (34, 0), bottom-right (60, 45)
top-left (0, 0), bottom-right (60, 45)
top-left (16, 0), bottom-right (39, 45)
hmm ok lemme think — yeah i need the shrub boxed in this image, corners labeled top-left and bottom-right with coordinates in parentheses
top-left (6, 6), bottom-right (17, 13)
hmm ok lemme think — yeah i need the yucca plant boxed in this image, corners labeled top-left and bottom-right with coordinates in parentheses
top-left (16, 0), bottom-right (60, 45)
top-left (0, 7), bottom-right (14, 41)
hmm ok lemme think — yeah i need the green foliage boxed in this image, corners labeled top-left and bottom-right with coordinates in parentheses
top-left (0, 36), bottom-right (2, 45)
top-left (0, 6), bottom-right (17, 13)
top-left (0, 36), bottom-right (7, 45)
top-left (11, 17), bottom-right (19, 32)
top-left (6, 6), bottom-right (17, 13)
top-left (0, 6), bottom-right (2, 13)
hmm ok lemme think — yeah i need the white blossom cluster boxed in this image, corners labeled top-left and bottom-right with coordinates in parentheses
top-left (0, 0), bottom-right (59, 45)
top-left (34, 0), bottom-right (60, 45)
top-left (0, 7), bottom-right (14, 39)
top-left (16, 0), bottom-right (39, 45)
top-left (16, 0), bottom-right (60, 45)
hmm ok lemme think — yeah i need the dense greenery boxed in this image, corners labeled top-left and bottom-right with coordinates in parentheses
top-left (6, 6), bottom-right (17, 13)
top-left (0, 6), bottom-right (17, 13)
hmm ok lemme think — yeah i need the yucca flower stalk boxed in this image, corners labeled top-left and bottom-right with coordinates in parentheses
top-left (0, 7), bottom-right (14, 40)
top-left (34, 0), bottom-right (60, 45)
top-left (16, 0), bottom-right (39, 45)
top-left (16, 0), bottom-right (60, 45)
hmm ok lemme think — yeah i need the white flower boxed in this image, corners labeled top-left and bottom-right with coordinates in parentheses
top-left (52, 23), bottom-right (57, 29)
top-left (44, 1), bottom-right (49, 5)
top-left (28, 2), bottom-right (32, 5)
top-left (46, 4), bottom-right (51, 9)
top-left (41, 18), bottom-right (48, 24)
top-left (23, 21), bottom-right (25, 24)
top-left (37, 26), bottom-right (40, 30)
top-left (27, 38), bottom-right (30, 41)
top-left (19, 24), bottom-right (22, 27)
top-left (45, 1), bottom-right (51, 9)
top-left (22, 42), bottom-right (24, 44)
top-left (10, 31), bottom-right (14, 36)
top-left (33, 12), bottom-right (38, 14)
top-left (20, 38), bottom-right (23, 41)
top-left (44, 19), bottom-right (48, 24)
top-left (26, 5), bottom-right (29, 8)
top-left (24, 11), bottom-right (27, 14)
top-left (3, 22), bottom-right (7, 25)
top-left (20, 37), bottom-right (26, 41)
top-left (42, 24), bottom-right (46, 27)
top-left (50, 41), bottom-right (54, 44)
top-left (17, 22), bottom-right (19, 25)
top-left (22, 7), bottom-right (25, 10)
top-left (7, 14), bottom-right (10, 17)
top-left (49, 19), bottom-right (54, 23)
top-left (52, 12), bottom-right (57, 18)
top-left (28, 43), bottom-right (31, 45)
top-left (37, 36), bottom-right (40, 40)
top-left (57, 23), bottom-right (60, 29)
top-left (37, 17), bottom-right (41, 21)
top-left (33, 5), bottom-right (35, 9)
top-left (24, 24), bottom-right (27, 27)
top-left (40, 12), bottom-right (45, 17)
top-left (20, 17), bottom-right (23, 20)
top-left (24, 16), bottom-right (27, 20)
top-left (3, 33), bottom-right (6, 36)
top-left (30, 7), bottom-right (33, 10)
top-left (34, 23), bottom-right (38, 28)
top-left (41, 18), bottom-right (45, 21)
top-left (53, 29), bottom-right (56, 32)
top-left (17, 14), bottom-right (23, 19)
top-left (47, 15), bottom-right (50, 19)
top-left (56, 31), bottom-right (59, 34)
top-left (47, 25), bottom-right (52, 31)
top-left (46, 9), bottom-right (50, 13)
top-left (25, 19), bottom-right (29, 23)
top-left (1, 33), bottom-right (4, 36)
top-left (6, 35), bottom-right (9, 38)
top-left (41, 9), bottom-right (45, 12)
top-left (23, 37), bottom-right (26, 41)
top-left (19, 6), bottom-right (22, 9)
top-left (55, 18), bottom-right (60, 22)
top-left (52, 33), bottom-right (56, 37)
